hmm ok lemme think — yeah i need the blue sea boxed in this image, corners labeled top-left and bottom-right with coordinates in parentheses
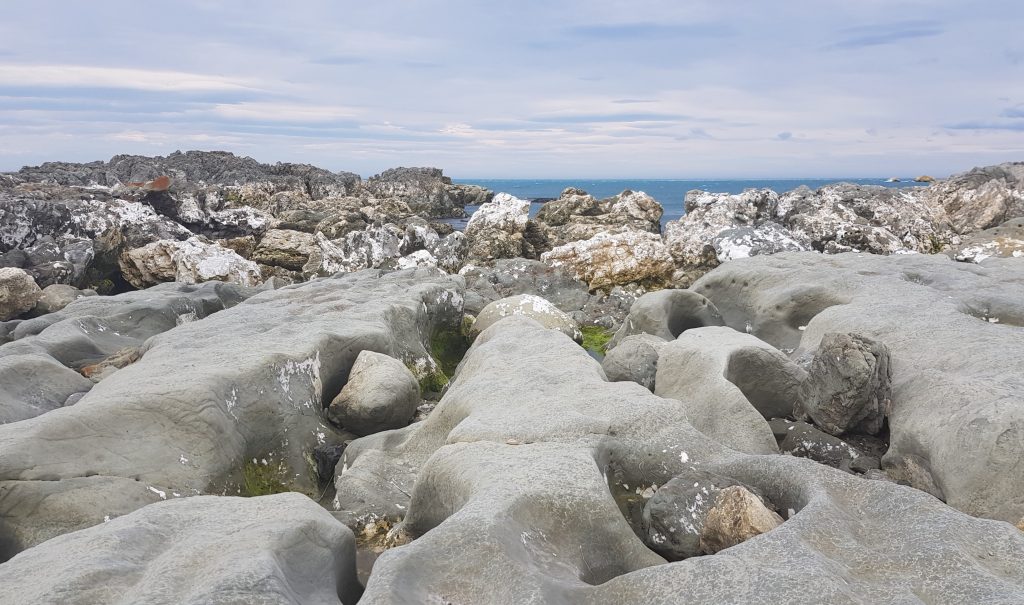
top-left (444, 178), bottom-right (928, 230)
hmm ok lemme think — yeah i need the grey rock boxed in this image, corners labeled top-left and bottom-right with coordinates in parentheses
top-left (0, 268), bottom-right (42, 321)
top-left (926, 161), bottom-right (1024, 234)
top-left (798, 332), bottom-right (892, 435)
top-left (772, 419), bottom-right (863, 470)
top-left (31, 284), bottom-right (93, 316)
top-left (472, 294), bottom-right (582, 342)
top-left (609, 289), bottom-right (724, 348)
top-left (950, 217), bottom-right (1024, 263)
top-left (654, 327), bottom-right (785, 454)
top-left (460, 258), bottom-right (591, 316)
top-left (251, 228), bottom-right (317, 271)
top-left (534, 188), bottom-right (662, 247)
top-left (433, 231), bottom-right (468, 273)
top-left (0, 268), bottom-right (462, 555)
top-left (693, 252), bottom-right (1024, 521)
top-left (364, 167), bottom-right (473, 218)
top-left (600, 333), bottom-right (666, 390)
top-left (464, 193), bottom-right (532, 262)
top-left (327, 351), bottom-right (421, 436)
top-left (0, 493), bottom-right (362, 605)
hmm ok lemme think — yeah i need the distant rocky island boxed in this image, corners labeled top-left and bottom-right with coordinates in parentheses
top-left (1, 151), bottom-right (1023, 603)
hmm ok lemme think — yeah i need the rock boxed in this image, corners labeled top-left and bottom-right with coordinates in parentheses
top-left (140, 189), bottom-right (273, 239)
top-left (0, 268), bottom-right (42, 321)
top-left (0, 268), bottom-right (462, 554)
top-left (251, 228), bottom-right (318, 271)
top-left (534, 188), bottom-right (662, 247)
top-left (363, 167), bottom-right (472, 218)
top-left (698, 485), bottom-right (784, 555)
top-left (79, 347), bottom-right (142, 383)
top-left (692, 252), bottom-right (1024, 521)
top-left (654, 327), bottom-right (793, 454)
top-left (399, 218), bottom-right (441, 256)
top-left (541, 230), bottom-right (673, 290)
top-left (600, 333), bottom-right (666, 391)
top-left (472, 294), bottom-right (582, 342)
top-left (327, 350), bottom-right (421, 436)
top-left (304, 226), bottom-right (404, 277)
top-left (337, 317), bottom-right (1024, 604)
top-left (609, 289), bottom-right (724, 348)
top-left (395, 250), bottom-right (438, 270)
top-left (772, 419), bottom-right (864, 470)
top-left (798, 332), bottom-right (892, 436)
top-left (950, 217), bottom-right (1024, 263)
top-left (776, 183), bottom-right (954, 255)
top-left (464, 193), bottom-right (531, 261)
top-left (460, 258), bottom-right (591, 315)
top-left (433, 232), bottom-right (468, 273)
top-left (120, 236), bottom-right (261, 288)
top-left (0, 493), bottom-right (362, 605)
top-left (915, 175), bottom-right (936, 183)
top-left (31, 283), bottom-right (94, 316)
top-left (926, 162), bottom-right (1024, 234)
top-left (642, 470), bottom-right (761, 560)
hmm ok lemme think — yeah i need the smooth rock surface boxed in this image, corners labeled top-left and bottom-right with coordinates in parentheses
top-left (472, 294), bottom-right (582, 342)
top-left (0, 267), bottom-right (42, 321)
top-left (327, 351), bottom-right (421, 436)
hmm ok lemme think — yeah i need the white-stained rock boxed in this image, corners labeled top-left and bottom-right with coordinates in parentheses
top-left (465, 193), bottom-right (531, 261)
top-left (542, 230), bottom-right (673, 290)
top-left (121, 236), bottom-right (261, 288)
top-left (472, 294), bottom-right (582, 342)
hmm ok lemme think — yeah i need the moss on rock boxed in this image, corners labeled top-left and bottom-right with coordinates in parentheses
top-left (241, 459), bottom-right (290, 497)
top-left (581, 325), bottom-right (614, 356)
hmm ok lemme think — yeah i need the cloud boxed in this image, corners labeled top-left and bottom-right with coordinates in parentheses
top-left (565, 22), bottom-right (733, 39)
top-left (829, 21), bottom-right (944, 50)
top-left (310, 55), bottom-right (370, 66)
top-left (776, 131), bottom-right (793, 140)
top-left (1002, 105), bottom-right (1024, 118)
top-left (945, 120), bottom-right (1024, 131)
top-left (528, 112), bottom-right (689, 124)
top-left (0, 64), bottom-right (260, 92)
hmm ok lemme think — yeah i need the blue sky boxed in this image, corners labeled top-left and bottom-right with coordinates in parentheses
top-left (0, 1), bottom-right (1022, 178)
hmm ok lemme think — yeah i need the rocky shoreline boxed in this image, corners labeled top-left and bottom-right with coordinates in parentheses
top-left (1, 151), bottom-right (1023, 603)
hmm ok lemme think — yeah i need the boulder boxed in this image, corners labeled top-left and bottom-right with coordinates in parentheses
top-left (698, 485), bottom-right (784, 555)
top-left (120, 236), bottom-right (261, 288)
top-left (472, 294), bottom-right (582, 342)
top-left (950, 217), bottom-right (1024, 263)
top-left (304, 227), bottom-right (404, 277)
top-left (31, 283), bottom-right (94, 316)
top-left (395, 250), bottom-right (438, 270)
top-left (0, 493), bottom-right (362, 605)
top-left (797, 332), bottom-right (892, 436)
top-left (609, 289), bottom-right (724, 348)
top-left (0, 268), bottom-right (42, 321)
top-left (692, 252), bottom-right (1024, 521)
top-left (600, 333), bottom-right (666, 391)
top-left (771, 419), bottom-right (864, 470)
top-left (464, 193), bottom-right (531, 261)
top-left (433, 232), bottom-right (468, 273)
top-left (252, 228), bottom-right (318, 271)
top-left (541, 230), bottom-right (673, 290)
top-left (327, 351), bottom-right (421, 436)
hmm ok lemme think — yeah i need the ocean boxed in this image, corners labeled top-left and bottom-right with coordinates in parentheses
top-left (444, 178), bottom-right (929, 230)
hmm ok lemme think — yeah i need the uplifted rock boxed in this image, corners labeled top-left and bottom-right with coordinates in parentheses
top-left (0, 268), bottom-right (42, 321)
top-left (534, 188), bottom-right (662, 246)
top-left (798, 332), bottom-right (892, 436)
top-left (465, 193), bottom-right (531, 261)
top-left (0, 493), bottom-right (362, 605)
top-left (926, 161), bottom-right (1024, 234)
top-left (472, 294), bottom-right (582, 342)
top-left (541, 230), bottom-right (673, 290)
top-left (327, 351), bottom-right (421, 436)
top-left (120, 236), bottom-right (261, 288)
top-left (252, 228), bottom-right (317, 271)
top-left (364, 167), bottom-right (475, 218)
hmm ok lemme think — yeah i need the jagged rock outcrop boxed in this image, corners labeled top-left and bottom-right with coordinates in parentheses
top-left (364, 167), bottom-right (481, 218)
top-left (464, 193), bottom-right (532, 261)
top-left (927, 162), bottom-right (1024, 234)
top-left (0, 493), bottom-right (362, 605)
top-left (120, 236), bottom-right (261, 288)
top-left (534, 188), bottom-right (662, 247)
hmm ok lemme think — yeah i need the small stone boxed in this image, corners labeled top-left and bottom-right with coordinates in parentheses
top-left (698, 485), bottom-right (784, 555)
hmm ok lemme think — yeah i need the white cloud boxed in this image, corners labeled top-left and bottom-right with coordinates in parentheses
top-left (0, 64), bottom-right (259, 92)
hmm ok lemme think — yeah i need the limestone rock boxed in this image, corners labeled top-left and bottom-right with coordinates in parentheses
top-left (472, 294), bottom-right (582, 342)
top-left (609, 288), bottom-right (724, 348)
top-left (798, 332), bottom-right (892, 436)
top-left (926, 162), bottom-right (1024, 234)
top-left (120, 236), bottom-right (261, 288)
top-left (31, 284), bottom-right (95, 316)
top-left (534, 188), bottom-right (662, 247)
top-left (465, 193), bottom-right (530, 262)
top-left (364, 167), bottom-right (471, 218)
top-left (327, 350), bottom-right (421, 436)
top-left (0, 268), bottom-right (42, 321)
top-left (541, 230), bottom-right (673, 290)
top-left (600, 333), bottom-right (666, 391)
top-left (0, 493), bottom-right (362, 605)
top-left (772, 419), bottom-right (863, 470)
top-left (433, 232), bottom-right (468, 273)
top-left (950, 217), bottom-right (1024, 263)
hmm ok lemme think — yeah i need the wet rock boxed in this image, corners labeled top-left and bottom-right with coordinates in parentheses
top-left (0, 493), bottom-right (362, 605)
top-left (472, 294), bottom-right (582, 342)
top-left (0, 268), bottom-right (42, 321)
top-left (798, 332), bottom-right (891, 436)
top-left (541, 230), bottom-right (673, 290)
top-left (600, 333), bottom-right (666, 391)
top-left (327, 350), bottom-right (421, 436)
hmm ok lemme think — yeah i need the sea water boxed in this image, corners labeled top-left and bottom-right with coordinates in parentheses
top-left (444, 178), bottom-right (928, 230)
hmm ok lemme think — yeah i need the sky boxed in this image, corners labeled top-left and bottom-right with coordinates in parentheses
top-left (0, 1), bottom-right (1022, 179)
